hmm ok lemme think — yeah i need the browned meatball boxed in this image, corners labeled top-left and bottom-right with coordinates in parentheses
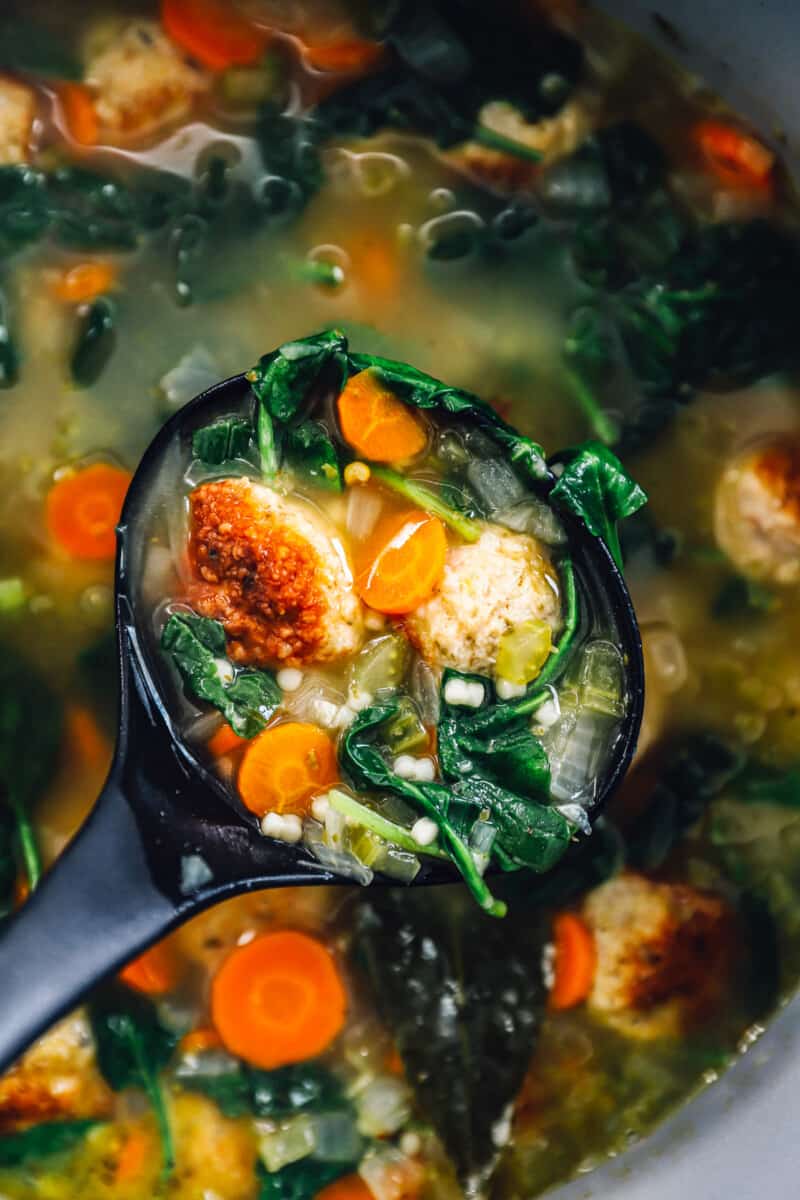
top-left (188, 477), bottom-right (364, 668)
top-left (715, 438), bottom-right (800, 584)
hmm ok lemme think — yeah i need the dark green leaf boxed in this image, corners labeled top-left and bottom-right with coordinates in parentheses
top-left (180, 1059), bottom-right (347, 1120)
top-left (248, 330), bottom-right (349, 423)
top-left (89, 983), bottom-right (177, 1176)
top-left (354, 888), bottom-right (546, 1187)
top-left (626, 733), bottom-right (745, 870)
top-left (0, 19), bottom-right (81, 79)
top-left (285, 421), bottom-right (342, 491)
top-left (70, 297), bottom-right (116, 388)
top-left (46, 167), bottom-right (140, 251)
top-left (0, 1120), bottom-right (97, 1167)
top-left (0, 290), bottom-right (19, 389)
top-left (0, 165), bottom-right (49, 257)
top-left (550, 441), bottom-right (647, 569)
top-left (257, 1159), bottom-right (352, 1200)
top-left (712, 575), bottom-right (778, 619)
top-left (256, 104), bottom-right (323, 211)
top-left (735, 763), bottom-right (800, 808)
top-left (161, 614), bottom-right (281, 738)
top-left (451, 776), bottom-right (570, 873)
top-left (192, 417), bottom-right (253, 466)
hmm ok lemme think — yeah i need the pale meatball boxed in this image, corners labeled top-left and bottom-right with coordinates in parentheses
top-left (0, 75), bottom-right (35, 164)
top-left (170, 1092), bottom-right (257, 1200)
top-left (404, 526), bottom-right (560, 675)
top-left (189, 477), bottom-right (364, 668)
top-left (0, 1012), bottom-right (111, 1131)
top-left (84, 20), bottom-right (209, 143)
top-left (714, 438), bottom-right (800, 584)
top-left (582, 873), bottom-right (735, 1041)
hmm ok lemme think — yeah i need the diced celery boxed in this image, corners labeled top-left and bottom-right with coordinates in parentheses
top-left (349, 634), bottom-right (410, 696)
top-left (0, 577), bottom-right (26, 613)
top-left (347, 825), bottom-right (389, 870)
top-left (384, 696), bottom-right (427, 754)
top-left (575, 639), bottom-right (625, 717)
top-left (496, 619), bottom-right (552, 685)
top-left (371, 843), bottom-right (421, 883)
top-left (220, 52), bottom-right (285, 106)
top-left (309, 1113), bottom-right (363, 1163)
top-left (258, 1115), bottom-right (316, 1173)
top-left (355, 1076), bottom-right (412, 1137)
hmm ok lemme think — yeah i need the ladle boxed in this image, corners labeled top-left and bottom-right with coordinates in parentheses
top-left (0, 371), bottom-right (644, 1072)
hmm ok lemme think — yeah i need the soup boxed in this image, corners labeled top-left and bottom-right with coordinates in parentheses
top-left (0, 1), bottom-right (799, 1198)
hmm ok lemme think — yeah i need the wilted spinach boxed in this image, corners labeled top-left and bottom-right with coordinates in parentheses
top-left (161, 614), bottom-right (281, 738)
top-left (89, 983), bottom-right (177, 1177)
top-left (70, 297), bottom-right (116, 388)
top-left (0, 1120), bottom-right (98, 1167)
top-left (178, 1059), bottom-right (348, 1120)
top-left (0, 645), bottom-right (64, 890)
top-left (550, 441), bottom-right (648, 570)
top-left (257, 1159), bottom-right (354, 1200)
top-left (192, 417), bottom-right (253, 467)
top-left (285, 421), bottom-right (342, 491)
top-left (354, 887), bottom-right (546, 1188)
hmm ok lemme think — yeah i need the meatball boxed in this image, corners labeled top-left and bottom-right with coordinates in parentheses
top-left (582, 873), bottom-right (736, 1040)
top-left (0, 75), bottom-right (35, 164)
top-left (84, 20), bottom-right (209, 142)
top-left (403, 525), bottom-right (560, 675)
top-left (714, 438), bottom-right (800, 584)
top-left (188, 477), bottom-right (364, 668)
top-left (0, 1012), bottom-right (111, 1131)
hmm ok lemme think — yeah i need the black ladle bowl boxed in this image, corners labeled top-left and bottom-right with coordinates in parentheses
top-left (0, 373), bottom-right (643, 1071)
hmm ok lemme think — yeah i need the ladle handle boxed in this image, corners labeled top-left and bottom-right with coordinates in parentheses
top-left (0, 773), bottom-right (179, 1073)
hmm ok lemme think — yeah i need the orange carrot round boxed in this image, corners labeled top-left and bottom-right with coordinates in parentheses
top-left (114, 1125), bottom-right (154, 1185)
top-left (303, 39), bottom-right (385, 74)
top-left (692, 120), bottom-right (775, 191)
top-left (162, 0), bottom-right (269, 70)
top-left (238, 722), bottom-right (338, 817)
top-left (207, 722), bottom-right (246, 759)
top-left (119, 940), bottom-right (182, 995)
top-left (46, 463), bottom-right (131, 560)
top-left (211, 930), bottom-right (347, 1069)
top-left (355, 509), bottom-right (446, 614)
top-left (59, 83), bottom-right (99, 146)
top-left (53, 262), bottom-right (117, 305)
top-left (338, 370), bottom-right (427, 464)
top-left (314, 1175), bottom-right (374, 1200)
top-left (548, 913), bottom-right (596, 1011)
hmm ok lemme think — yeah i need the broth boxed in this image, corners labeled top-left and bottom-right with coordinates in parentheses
top-left (0, 1), bottom-right (799, 1197)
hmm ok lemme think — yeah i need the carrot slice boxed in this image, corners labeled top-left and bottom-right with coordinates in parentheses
top-left (238, 722), bottom-right (338, 817)
top-left (120, 940), bottom-right (182, 995)
top-left (162, 0), bottom-right (269, 70)
top-left (315, 1175), bottom-right (374, 1200)
top-left (355, 509), bottom-right (446, 614)
top-left (303, 39), bottom-right (385, 74)
top-left (207, 722), bottom-right (246, 759)
top-left (180, 1025), bottom-right (223, 1055)
top-left (65, 704), bottom-right (110, 768)
top-left (337, 370), bottom-right (427, 464)
top-left (53, 262), bottom-right (117, 305)
top-left (46, 463), bottom-right (131, 560)
top-left (548, 913), bottom-right (596, 1011)
top-left (211, 930), bottom-right (347, 1069)
top-left (692, 120), bottom-right (775, 191)
top-left (59, 83), bottom-right (99, 146)
top-left (114, 1125), bottom-right (154, 1185)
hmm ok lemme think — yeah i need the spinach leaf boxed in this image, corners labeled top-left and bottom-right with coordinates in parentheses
top-left (192, 417), bottom-right (253, 466)
top-left (438, 670), bottom-right (551, 800)
top-left (0, 18), bottom-right (81, 80)
top-left (348, 351), bottom-right (548, 482)
top-left (712, 575), bottom-right (778, 619)
top-left (550, 441), bottom-right (647, 569)
top-left (46, 167), bottom-right (140, 251)
top-left (0, 1120), bottom-right (97, 1167)
top-left (0, 166), bottom-right (50, 257)
top-left (89, 983), bottom-right (177, 1177)
top-left (340, 701), bottom-right (506, 916)
top-left (285, 421), bottom-right (342, 491)
top-left (452, 776), bottom-right (570, 873)
top-left (317, 1), bottom-right (581, 160)
top-left (70, 297), bottom-right (116, 388)
top-left (0, 645), bottom-right (64, 890)
top-left (257, 1159), bottom-right (353, 1200)
top-left (180, 1059), bottom-right (348, 1120)
top-left (626, 733), bottom-right (745, 870)
top-left (161, 613), bottom-right (281, 738)
top-left (256, 104), bottom-right (323, 213)
top-left (0, 289), bottom-right (18, 389)
top-left (735, 763), bottom-right (800, 808)
top-left (354, 887), bottom-right (546, 1188)
top-left (248, 331), bottom-right (349, 423)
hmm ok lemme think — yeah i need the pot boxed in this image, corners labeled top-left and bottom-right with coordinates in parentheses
top-left (547, 10), bottom-right (800, 1198)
